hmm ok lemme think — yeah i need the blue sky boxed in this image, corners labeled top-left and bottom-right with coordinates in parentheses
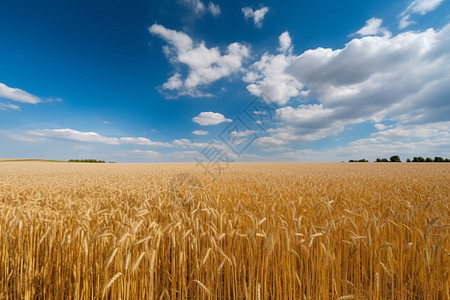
top-left (1, 0), bottom-right (449, 162)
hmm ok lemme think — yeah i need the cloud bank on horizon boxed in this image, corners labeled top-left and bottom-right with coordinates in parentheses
top-left (1, 0), bottom-right (449, 162)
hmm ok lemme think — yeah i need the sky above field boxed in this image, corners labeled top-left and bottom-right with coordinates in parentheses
top-left (1, 0), bottom-right (450, 163)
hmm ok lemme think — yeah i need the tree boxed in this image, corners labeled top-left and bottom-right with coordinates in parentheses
top-left (406, 158), bottom-right (411, 162)
top-left (390, 155), bottom-right (401, 162)
top-left (381, 158), bottom-right (389, 162)
top-left (68, 159), bottom-right (105, 163)
top-left (411, 156), bottom-right (449, 162)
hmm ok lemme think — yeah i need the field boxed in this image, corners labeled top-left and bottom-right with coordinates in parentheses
top-left (0, 162), bottom-right (449, 299)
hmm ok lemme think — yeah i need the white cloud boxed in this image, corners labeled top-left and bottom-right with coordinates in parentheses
top-left (229, 129), bottom-right (255, 138)
top-left (0, 102), bottom-right (21, 111)
top-left (208, 2), bottom-right (221, 16)
top-left (192, 111), bottom-right (232, 126)
top-left (0, 82), bottom-right (41, 104)
top-left (256, 136), bottom-right (289, 147)
top-left (192, 129), bottom-right (209, 135)
top-left (130, 150), bottom-right (160, 158)
top-left (406, 0), bottom-right (444, 14)
top-left (244, 31), bottom-right (303, 105)
top-left (277, 104), bottom-right (332, 123)
top-left (345, 122), bottom-right (450, 159)
top-left (365, 122), bottom-right (450, 142)
top-left (180, 0), bottom-right (205, 14)
top-left (287, 25), bottom-right (450, 121)
top-left (399, 0), bottom-right (444, 28)
top-left (278, 31), bottom-right (293, 53)
top-left (16, 128), bottom-right (226, 157)
top-left (163, 73), bottom-right (183, 90)
top-left (118, 137), bottom-right (171, 147)
top-left (399, 15), bottom-right (415, 29)
top-left (256, 121), bottom-right (347, 148)
top-left (149, 24), bottom-right (249, 97)
top-left (242, 71), bottom-right (260, 83)
top-left (172, 138), bottom-right (211, 148)
top-left (28, 128), bottom-right (119, 144)
top-left (149, 24), bottom-right (193, 52)
top-left (227, 129), bottom-right (256, 148)
top-left (166, 150), bottom-right (199, 160)
top-left (225, 152), bottom-right (264, 161)
top-left (3, 131), bottom-right (44, 143)
top-left (268, 122), bottom-right (450, 161)
top-left (21, 128), bottom-right (224, 152)
top-left (26, 128), bottom-right (172, 147)
top-left (354, 18), bottom-right (390, 37)
top-left (179, 0), bottom-right (221, 16)
top-left (374, 123), bottom-right (388, 130)
top-left (248, 24), bottom-right (450, 149)
top-left (242, 6), bottom-right (269, 28)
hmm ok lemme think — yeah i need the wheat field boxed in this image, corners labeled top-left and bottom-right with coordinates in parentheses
top-left (0, 161), bottom-right (449, 299)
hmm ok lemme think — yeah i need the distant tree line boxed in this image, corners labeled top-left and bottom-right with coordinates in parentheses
top-left (407, 156), bottom-right (450, 162)
top-left (349, 159), bottom-right (369, 162)
top-left (348, 155), bottom-right (450, 163)
top-left (68, 159), bottom-right (106, 163)
top-left (375, 155), bottom-right (402, 162)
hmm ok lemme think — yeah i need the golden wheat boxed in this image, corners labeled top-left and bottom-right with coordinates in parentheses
top-left (0, 161), bottom-right (449, 299)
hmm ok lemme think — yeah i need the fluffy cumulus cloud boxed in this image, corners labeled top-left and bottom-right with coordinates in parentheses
top-left (275, 105), bottom-right (347, 141)
top-left (242, 6), bottom-right (269, 28)
top-left (354, 18), bottom-right (390, 37)
top-left (244, 31), bottom-right (303, 105)
top-left (250, 22), bottom-right (450, 149)
top-left (148, 11), bottom-right (450, 159)
top-left (0, 82), bottom-right (41, 104)
top-left (179, 0), bottom-right (221, 17)
top-left (149, 24), bottom-right (249, 97)
top-left (192, 111), bottom-right (232, 126)
top-left (278, 31), bottom-right (293, 53)
top-left (399, 0), bottom-right (445, 29)
top-left (287, 24), bottom-right (450, 122)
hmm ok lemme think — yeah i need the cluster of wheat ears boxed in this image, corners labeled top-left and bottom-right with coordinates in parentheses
top-left (0, 162), bottom-right (449, 299)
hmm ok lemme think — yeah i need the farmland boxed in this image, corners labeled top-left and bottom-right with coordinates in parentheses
top-left (0, 162), bottom-right (449, 299)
